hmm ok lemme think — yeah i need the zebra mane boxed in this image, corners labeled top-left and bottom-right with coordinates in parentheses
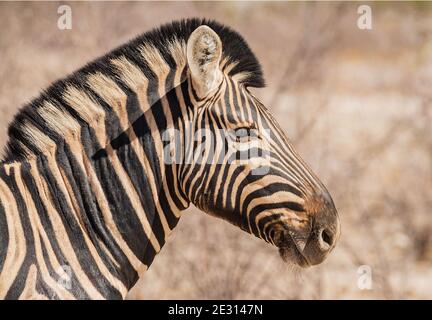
top-left (1, 18), bottom-right (264, 163)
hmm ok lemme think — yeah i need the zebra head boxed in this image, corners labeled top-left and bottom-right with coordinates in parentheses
top-left (176, 25), bottom-right (340, 268)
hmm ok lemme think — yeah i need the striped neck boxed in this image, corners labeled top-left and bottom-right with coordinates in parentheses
top-left (0, 76), bottom-right (192, 299)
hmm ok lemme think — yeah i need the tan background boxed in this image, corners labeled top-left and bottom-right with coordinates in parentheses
top-left (0, 2), bottom-right (431, 299)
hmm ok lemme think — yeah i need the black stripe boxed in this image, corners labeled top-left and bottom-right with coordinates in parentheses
top-left (131, 112), bottom-right (179, 230)
top-left (20, 160), bottom-right (89, 299)
top-left (1, 165), bottom-right (35, 299)
top-left (248, 202), bottom-right (306, 238)
top-left (82, 126), bottom-right (158, 269)
top-left (37, 241), bottom-right (61, 300)
top-left (38, 151), bottom-right (122, 299)
top-left (163, 85), bottom-right (189, 209)
top-left (0, 189), bottom-right (9, 275)
top-left (110, 129), bottom-right (166, 249)
top-left (258, 213), bottom-right (284, 243)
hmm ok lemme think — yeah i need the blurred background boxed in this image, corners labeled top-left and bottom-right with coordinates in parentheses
top-left (0, 1), bottom-right (431, 299)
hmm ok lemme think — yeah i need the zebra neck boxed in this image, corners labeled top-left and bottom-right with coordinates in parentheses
top-left (0, 76), bottom-right (192, 298)
top-left (0, 127), bottom-right (190, 299)
top-left (0, 38), bottom-right (194, 297)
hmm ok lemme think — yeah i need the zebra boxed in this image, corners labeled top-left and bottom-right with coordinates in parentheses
top-left (0, 18), bottom-right (340, 300)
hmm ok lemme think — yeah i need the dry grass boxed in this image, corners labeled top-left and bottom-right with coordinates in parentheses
top-left (0, 2), bottom-right (431, 299)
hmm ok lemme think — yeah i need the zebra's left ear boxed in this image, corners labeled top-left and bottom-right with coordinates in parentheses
top-left (187, 25), bottom-right (223, 99)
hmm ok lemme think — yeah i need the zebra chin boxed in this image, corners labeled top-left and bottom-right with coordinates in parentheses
top-left (273, 229), bottom-right (312, 268)
top-left (279, 247), bottom-right (310, 268)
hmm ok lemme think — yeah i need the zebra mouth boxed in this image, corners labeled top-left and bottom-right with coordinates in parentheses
top-left (275, 230), bottom-right (310, 268)
top-left (279, 245), bottom-right (310, 268)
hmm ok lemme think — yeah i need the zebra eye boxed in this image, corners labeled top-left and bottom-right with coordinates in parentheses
top-left (234, 126), bottom-right (256, 143)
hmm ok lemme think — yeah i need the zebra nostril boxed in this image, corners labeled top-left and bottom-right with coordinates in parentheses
top-left (319, 228), bottom-right (333, 250)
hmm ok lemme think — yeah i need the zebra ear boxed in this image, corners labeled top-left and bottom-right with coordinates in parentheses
top-left (187, 25), bottom-right (223, 99)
